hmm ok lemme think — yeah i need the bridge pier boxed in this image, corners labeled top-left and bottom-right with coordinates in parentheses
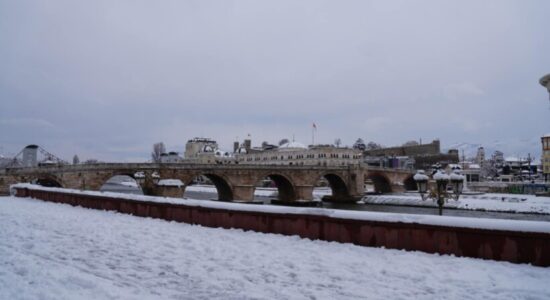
top-left (295, 185), bottom-right (314, 201)
top-left (391, 184), bottom-right (406, 193)
top-left (155, 185), bottom-right (184, 198)
top-left (232, 185), bottom-right (255, 202)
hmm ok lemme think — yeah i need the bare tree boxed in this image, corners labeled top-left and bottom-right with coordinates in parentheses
top-left (151, 142), bottom-right (166, 163)
top-left (366, 141), bottom-right (383, 150)
top-left (353, 138), bottom-right (366, 151)
top-left (278, 138), bottom-right (289, 146)
top-left (334, 138), bottom-right (342, 148)
top-left (72, 155), bottom-right (80, 165)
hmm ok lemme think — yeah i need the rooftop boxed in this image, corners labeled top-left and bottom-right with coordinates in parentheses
top-left (279, 141), bottom-right (307, 149)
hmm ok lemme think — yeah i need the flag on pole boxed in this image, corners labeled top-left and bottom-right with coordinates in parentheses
top-left (311, 122), bottom-right (317, 145)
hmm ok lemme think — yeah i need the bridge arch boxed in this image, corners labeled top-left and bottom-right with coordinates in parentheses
top-left (314, 173), bottom-right (350, 200)
top-left (97, 171), bottom-right (140, 185)
top-left (256, 173), bottom-right (297, 202)
top-left (185, 173), bottom-right (234, 201)
top-left (100, 174), bottom-right (144, 195)
top-left (32, 175), bottom-right (63, 188)
top-left (366, 172), bottom-right (392, 194)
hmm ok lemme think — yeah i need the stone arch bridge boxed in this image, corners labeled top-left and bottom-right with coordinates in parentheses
top-left (0, 163), bottom-right (414, 202)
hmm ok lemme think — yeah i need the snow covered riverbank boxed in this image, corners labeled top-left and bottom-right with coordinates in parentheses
top-left (184, 185), bottom-right (550, 215)
top-left (1, 196), bottom-right (549, 299)
top-left (362, 192), bottom-right (550, 215)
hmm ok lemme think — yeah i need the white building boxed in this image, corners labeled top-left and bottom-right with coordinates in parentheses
top-left (235, 141), bottom-right (362, 166)
top-left (184, 138), bottom-right (218, 159)
top-left (160, 152), bottom-right (182, 163)
top-left (182, 137), bottom-right (234, 164)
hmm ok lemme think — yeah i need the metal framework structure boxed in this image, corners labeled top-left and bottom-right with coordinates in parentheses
top-left (3, 145), bottom-right (68, 168)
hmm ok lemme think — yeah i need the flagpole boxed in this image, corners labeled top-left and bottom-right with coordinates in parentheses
top-left (312, 122), bottom-right (316, 146)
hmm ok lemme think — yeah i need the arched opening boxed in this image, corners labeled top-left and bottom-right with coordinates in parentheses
top-left (184, 174), bottom-right (233, 201)
top-left (32, 177), bottom-right (62, 188)
top-left (323, 173), bottom-right (350, 200)
top-left (100, 175), bottom-right (143, 195)
top-left (256, 174), bottom-right (296, 202)
top-left (404, 175), bottom-right (417, 191)
top-left (366, 173), bottom-right (392, 194)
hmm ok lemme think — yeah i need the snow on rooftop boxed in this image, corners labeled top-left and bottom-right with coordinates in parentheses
top-left (279, 141), bottom-right (307, 149)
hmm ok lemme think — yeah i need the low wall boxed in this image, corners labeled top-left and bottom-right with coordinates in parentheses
top-left (12, 186), bottom-right (550, 267)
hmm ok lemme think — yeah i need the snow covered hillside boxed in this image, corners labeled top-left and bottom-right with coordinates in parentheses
top-left (1, 196), bottom-right (549, 299)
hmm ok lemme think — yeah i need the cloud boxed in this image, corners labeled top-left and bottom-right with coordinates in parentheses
top-left (1, 0), bottom-right (549, 160)
top-left (442, 82), bottom-right (485, 100)
top-left (0, 118), bottom-right (55, 128)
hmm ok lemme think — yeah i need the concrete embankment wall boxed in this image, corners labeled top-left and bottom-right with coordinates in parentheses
top-left (12, 186), bottom-right (550, 267)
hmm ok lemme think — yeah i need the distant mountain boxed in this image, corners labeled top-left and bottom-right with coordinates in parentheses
top-left (443, 137), bottom-right (542, 162)
top-left (443, 142), bottom-right (484, 160)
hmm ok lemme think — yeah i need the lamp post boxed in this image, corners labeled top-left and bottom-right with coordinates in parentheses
top-left (413, 170), bottom-right (429, 200)
top-left (414, 169), bottom-right (465, 216)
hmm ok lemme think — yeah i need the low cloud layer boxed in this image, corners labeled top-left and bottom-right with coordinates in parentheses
top-left (1, 0), bottom-right (549, 161)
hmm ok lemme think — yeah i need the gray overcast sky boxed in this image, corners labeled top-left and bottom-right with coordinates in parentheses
top-left (1, 0), bottom-right (549, 162)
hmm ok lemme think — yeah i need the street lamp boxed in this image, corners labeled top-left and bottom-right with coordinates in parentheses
top-left (450, 171), bottom-right (465, 200)
top-left (414, 169), bottom-right (465, 216)
top-left (413, 170), bottom-right (429, 200)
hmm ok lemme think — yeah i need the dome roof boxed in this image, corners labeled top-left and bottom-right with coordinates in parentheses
top-left (279, 141), bottom-right (307, 149)
top-left (202, 145), bottom-right (215, 152)
top-left (214, 150), bottom-right (232, 157)
top-left (235, 146), bottom-right (247, 154)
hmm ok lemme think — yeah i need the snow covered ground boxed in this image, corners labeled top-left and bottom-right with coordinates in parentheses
top-left (1, 196), bottom-right (549, 300)
top-left (362, 192), bottom-right (550, 215)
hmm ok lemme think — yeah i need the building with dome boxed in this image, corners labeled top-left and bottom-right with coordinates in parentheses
top-left (185, 137), bottom-right (218, 159)
top-left (234, 140), bottom-right (362, 166)
top-left (183, 137), bottom-right (234, 164)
